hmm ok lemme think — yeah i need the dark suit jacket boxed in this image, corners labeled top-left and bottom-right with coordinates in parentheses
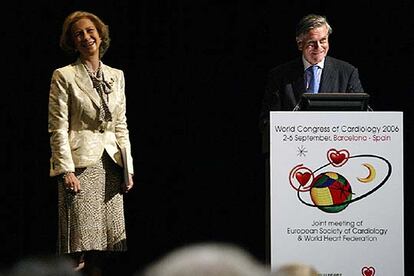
top-left (259, 56), bottom-right (364, 153)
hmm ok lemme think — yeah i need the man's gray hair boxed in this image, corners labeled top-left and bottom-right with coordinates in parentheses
top-left (295, 14), bottom-right (332, 42)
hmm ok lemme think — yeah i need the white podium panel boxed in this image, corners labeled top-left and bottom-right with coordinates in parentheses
top-left (270, 111), bottom-right (404, 276)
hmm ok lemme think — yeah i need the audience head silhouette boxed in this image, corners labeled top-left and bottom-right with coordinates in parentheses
top-left (7, 255), bottom-right (80, 276)
top-left (272, 263), bottom-right (319, 276)
top-left (139, 242), bottom-right (269, 276)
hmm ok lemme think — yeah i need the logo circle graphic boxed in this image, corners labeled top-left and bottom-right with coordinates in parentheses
top-left (310, 172), bottom-right (352, 213)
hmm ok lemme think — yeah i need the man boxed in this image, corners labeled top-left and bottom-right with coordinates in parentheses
top-left (259, 14), bottom-right (365, 263)
top-left (260, 13), bottom-right (365, 148)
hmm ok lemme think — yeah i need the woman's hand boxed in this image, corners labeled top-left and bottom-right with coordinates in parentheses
top-left (122, 174), bottom-right (134, 194)
top-left (63, 172), bottom-right (81, 193)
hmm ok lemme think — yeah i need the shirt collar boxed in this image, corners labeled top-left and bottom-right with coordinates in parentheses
top-left (302, 56), bottom-right (325, 71)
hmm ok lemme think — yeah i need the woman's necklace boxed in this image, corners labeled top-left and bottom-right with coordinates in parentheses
top-left (83, 61), bottom-right (102, 78)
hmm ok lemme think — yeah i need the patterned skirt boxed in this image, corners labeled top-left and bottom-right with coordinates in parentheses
top-left (57, 151), bottom-right (127, 254)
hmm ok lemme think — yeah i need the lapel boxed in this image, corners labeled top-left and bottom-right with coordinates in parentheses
top-left (290, 58), bottom-right (306, 100)
top-left (73, 60), bottom-right (117, 111)
top-left (73, 60), bottom-right (101, 108)
top-left (101, 64), bottom-right (117, 112)
top-left (319, 56), bottom-right (335, 92)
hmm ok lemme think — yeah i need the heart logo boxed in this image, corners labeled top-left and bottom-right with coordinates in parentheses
top-left (289, 165), bottom-right (313, 192)
top-left (361, 266), bottom-right (375, 276)
top-left (330, 152), bottom-right (345, 163)
top-left (295, 172), bottom-right (311, 186)
top-left (327, 149), bottom-right (350, 167)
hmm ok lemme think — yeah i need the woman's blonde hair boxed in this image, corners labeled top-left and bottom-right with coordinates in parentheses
top-left (59, 10), bottom-right (111, 58)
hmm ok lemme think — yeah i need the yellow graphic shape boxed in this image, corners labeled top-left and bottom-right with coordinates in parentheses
top-left (325, 172), bottom-right (338, 180)
top-left (357, 163), bottom-right (376, 183)
top-left (310, 187), bottom-right (333, 206)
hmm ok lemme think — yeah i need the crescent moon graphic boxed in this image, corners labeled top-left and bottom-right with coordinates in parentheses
top-left (357, 163), bottom-right (376, 183)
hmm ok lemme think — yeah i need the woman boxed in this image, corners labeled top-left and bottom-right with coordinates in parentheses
top-left (48, 11), bottom-right (134, 274)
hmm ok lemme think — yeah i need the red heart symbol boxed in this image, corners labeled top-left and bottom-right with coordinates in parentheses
top-left (330, 152), bottom-right (346, 164)
top-left (327, 149), bottom-right (350, 167)
top-left (361, 266), bottom-right (375, 276)
top-left (295, 172), bottom-right (311, 186)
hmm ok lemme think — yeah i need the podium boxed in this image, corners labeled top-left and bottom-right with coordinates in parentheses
top-left (269, 111), bottom-right (404, 275)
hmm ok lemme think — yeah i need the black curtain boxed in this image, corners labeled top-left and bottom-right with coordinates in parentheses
top-left (2, 1), bottom-right (413, 275)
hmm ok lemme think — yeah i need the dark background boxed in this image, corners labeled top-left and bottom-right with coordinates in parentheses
top-left (1, 1), bottom-right (412, 275)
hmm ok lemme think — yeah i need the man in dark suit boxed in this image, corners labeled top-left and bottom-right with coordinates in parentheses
top-left (259, 14), bottom-right (365, 263)
top-left (260, 14), bottom-right (364, 141)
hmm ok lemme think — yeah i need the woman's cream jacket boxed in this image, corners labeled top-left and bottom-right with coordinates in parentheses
top-left (48, 60), bottom-right (134, 177)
